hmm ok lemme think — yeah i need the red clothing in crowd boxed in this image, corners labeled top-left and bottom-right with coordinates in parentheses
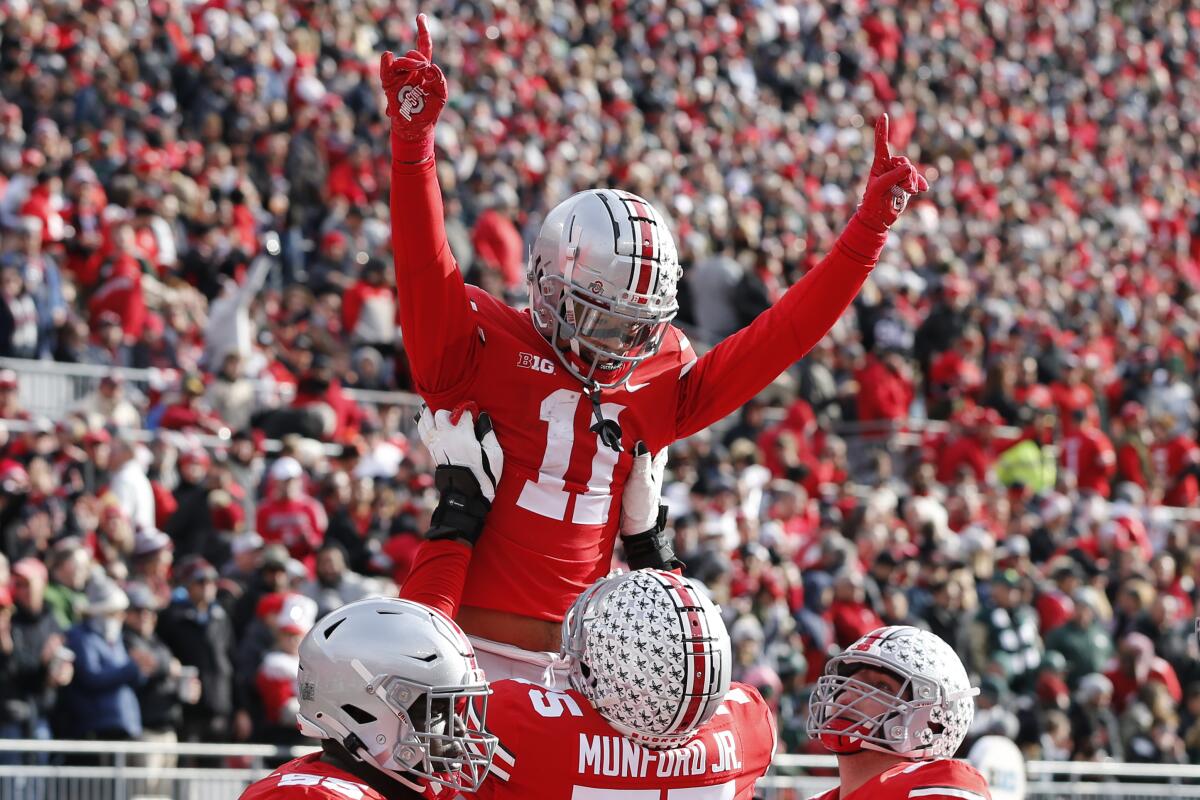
top-left (855, 355), bottom-right (914, 426)
top-left (1116, 439), bottom-right (1150, 489)
top-left (341, 281), bottom-right (395, 344)
top-left (936, 434), bottom-right (996, 483)
top-left (470, 208), bottom-right (525, 289)
top-left (1051, 381), bottom-right (1094, 434)
top-left (292, 380), bottom-right (363, 442)
top-left (1105, 659), bottom-right (1182, 712)
top-left (1060, 426), bottom-right (1116, 495)
top-left (87, 256), bottom-right (145, 339)
top-left (1151, 432), bottom-right (1200, 506)
top-left (826, 600), bottom-right (884, 649)
top-left (256, 495), bottom-right (328, 560)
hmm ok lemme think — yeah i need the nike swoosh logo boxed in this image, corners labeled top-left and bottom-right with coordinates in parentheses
top-left (625, 381), bottom-right (650, 392)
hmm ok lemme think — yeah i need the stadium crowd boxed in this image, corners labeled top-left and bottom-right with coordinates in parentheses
top-left (1, 0), bottom-right (1200, 774)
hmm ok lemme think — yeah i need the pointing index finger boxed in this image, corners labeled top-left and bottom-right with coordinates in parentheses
top-left (416, 13), bottom-right (433, 62)
top-left (874, 113), bottom-right (891, 167)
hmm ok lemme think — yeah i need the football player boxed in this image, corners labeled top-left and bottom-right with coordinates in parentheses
top-left (806, 626), bottom-right (992, 800)
top-left (238, 597), bottom-right (497, 800)
top-left (381, 15), bottom-right (929, 672)
top-left (410, 405), bottom-right (777, 799)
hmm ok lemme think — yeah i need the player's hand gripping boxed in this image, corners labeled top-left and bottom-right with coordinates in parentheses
top-left (417, 403), bottom-right (503, 546)
top-left (856, 114), bottom-right (929, 232)
top-left (380, 14), bottom-right (447, 163)
top-left (620, 442), bottom-right (683, 571)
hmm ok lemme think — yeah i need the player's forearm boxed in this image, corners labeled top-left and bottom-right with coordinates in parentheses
top-left (388, 145), bottom-right (476, 394)
top-left (398, 538), bottom-right (472, 618)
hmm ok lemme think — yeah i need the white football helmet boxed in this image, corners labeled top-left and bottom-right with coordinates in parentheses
top-left (296, 598), bottom-right (497, 793)
top-left (562, 569), bottom-right (731, 749)
top-left (528, 189), bottom-right (681, 389)
top-left (808, 626), bottom-right (978, 759)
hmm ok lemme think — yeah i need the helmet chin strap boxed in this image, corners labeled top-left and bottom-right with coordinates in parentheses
top-left (583, 382), bottom-right (624, 453)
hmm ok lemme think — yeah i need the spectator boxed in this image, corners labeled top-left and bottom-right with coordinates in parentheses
top-left (854, 349), bottom-right (914, 429)
top-left (300, 543), bottom-right (373, 619)
top-left (157, 558), bottom-right (234, 743)
top-left (205, 353), bottom-right (257, 433)
top-left (253, 593), bottom-right (317, 746)
top-left (1105, 632), bottom-right (1183, 713)
top-left (1071, 673), bottom-right (1123, 761)
top-left (256, 457), bottom-right (326, 563)
top-left (42, 540), bottom-right (91, 631)
top-left (106, 438), bottom-right (155, 534)
top-left (826, 570), bottom-right (884, 649)
top-left (1044, 589), bottom-right (1114, 685)
top-left (74, 374), bottom-right (142, 430)
top-left (128, 529), bottom-right (174, 610)
top-left (59, 578), bottom-right (153, 743)
top-left (0, 580), bottom-right (70, 748)
top-left (341, 259), bottom-right (396, 353)
top-left (158, 374), bottom-right (226, 435)
top-left (970, 570), bottom-right (1043, 693)
top-left (122, 583), bottom-right (198, 789)
top-left (0, 265), bottom-right (37, 358)
top-left (6, 558), bottom-right (69, 739)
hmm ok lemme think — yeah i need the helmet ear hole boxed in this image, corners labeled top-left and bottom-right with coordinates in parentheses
top-left (341, 704), bottom-right (377, 725)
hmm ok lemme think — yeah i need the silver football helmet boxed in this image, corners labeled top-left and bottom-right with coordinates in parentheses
top-left (528, 189), bottom-right (681, 389)
top-left (296, 598), bottom-right (497, 793)
top-left (562, 569), bottom-right (731, 749)
top-left (808, 625), bottom-right (978, 759)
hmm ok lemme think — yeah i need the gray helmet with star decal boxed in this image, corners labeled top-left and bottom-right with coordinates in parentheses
top-left (808, 625), bottom-right (978, 759)
top-left (561, 569), bottom-right (731, 749)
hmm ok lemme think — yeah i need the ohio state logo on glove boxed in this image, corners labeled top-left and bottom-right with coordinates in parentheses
top-left (397, 85), bottom-right (427, 122)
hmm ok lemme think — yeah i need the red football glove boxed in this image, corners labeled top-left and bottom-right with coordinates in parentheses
top-left (380, 14), bottom-right (447, 163)
top-left (856, 114), bottom-right (929, 233)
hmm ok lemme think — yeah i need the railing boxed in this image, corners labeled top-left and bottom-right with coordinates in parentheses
top-left (0, 356), bottom-right (424, 434)
top-left (3, 742), bottom-right (1200, 800)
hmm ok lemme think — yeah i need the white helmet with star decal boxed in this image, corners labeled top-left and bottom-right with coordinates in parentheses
top-left (808, 625), bottom-right (978, 759)
top-left (561, 569), bottom-right (731, 749)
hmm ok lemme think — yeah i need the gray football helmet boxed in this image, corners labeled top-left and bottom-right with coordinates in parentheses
top-left (527, 189), bottom-right (681, 389)
top-left (296, 598), bottom-right (497, 793)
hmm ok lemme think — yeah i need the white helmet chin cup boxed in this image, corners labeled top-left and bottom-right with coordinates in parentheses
top-left (807, 625), bottom-right (978, 759)
top-left (296, 598), bottom-right (497, 793)
top-left (562, 570), bottom-right (731, 748)
top-left (527, 189), bottom-right (682, 389)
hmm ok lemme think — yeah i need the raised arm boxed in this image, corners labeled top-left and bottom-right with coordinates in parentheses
top-left (675, 115), bottom-right (928, 439)
top-left (399, 405), bottom-right (502, 617)
top-left (382, 15), bottom-right (479, 399)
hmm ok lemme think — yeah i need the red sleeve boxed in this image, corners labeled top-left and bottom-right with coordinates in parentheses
top-left (674, 221), bottom-right (881, 439)
top-left (389, 156), bottom-right (479, 401)
top-left (398, 539), bottom-right (472, 618)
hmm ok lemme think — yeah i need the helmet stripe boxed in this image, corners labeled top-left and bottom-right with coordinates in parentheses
top-left (655, 571), bottom-right (712, 734)
top-left (619, 192), bottom-right (658, 298)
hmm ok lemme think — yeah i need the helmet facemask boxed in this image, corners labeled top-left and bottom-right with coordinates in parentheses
top-left (808, 652), bottom-right (977, 759)
top-left (364, 669), bottom-right (496, 794)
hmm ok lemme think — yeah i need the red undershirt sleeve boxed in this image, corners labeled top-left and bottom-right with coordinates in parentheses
top-left (397, 539), bottom-right (472, 618)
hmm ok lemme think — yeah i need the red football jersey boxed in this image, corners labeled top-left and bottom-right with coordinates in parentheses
top-left (471, 681), bottom-right (775, 800)
top-left (239, 753), bottom-right (389, 800)
top-left (391, 160), bottom-right (877, 622)
top-left (808, 758), bottom-right (991, 800)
